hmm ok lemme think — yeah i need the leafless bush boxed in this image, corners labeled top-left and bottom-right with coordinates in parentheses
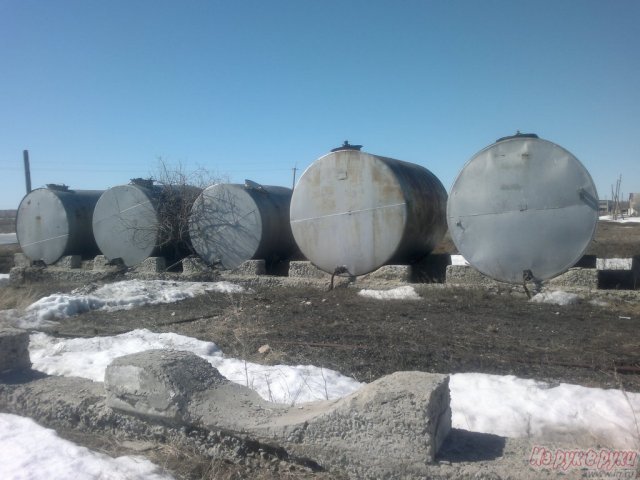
top-left (126, 159), bottom-right (229, 266)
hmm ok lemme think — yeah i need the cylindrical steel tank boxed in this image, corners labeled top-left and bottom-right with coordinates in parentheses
top-left (188, 182), bottom-right (298, 269)
top-left (447, 133), bottom-right (599, 284)
top-left (16, 185), bottom-right (103, 264)
top-left (290, 146), bottom-right (448, 276)
top-left (92, 180), bottom-right (200, 267)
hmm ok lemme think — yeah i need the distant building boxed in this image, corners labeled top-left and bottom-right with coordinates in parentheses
top-left (599, 200), bottom-right (612, 216)
top-left (630, 193), bottom-right (640, 216)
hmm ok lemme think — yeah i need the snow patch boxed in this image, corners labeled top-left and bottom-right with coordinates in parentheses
top-left (450, 255), bottom-right (469, 266)
top-left (0, 273), bottom-right (9, 287)
top-left (7, 280), bottom-right (246, 329)
top-left (599, 215), bottom-right (640, 223)
top-left (530, 291), bottom-right (580, 306)
top-left (450, 372), bottom-right (640, 449)
top-left (0, 413), bottom-right (175, 480)
top-left (29, 329), bottom-right (363, 405)
top-left (597, 258), bottom-right (633, 270)
top-left (358, 285), bottom-right (420, 300)
top-left (0, 233), bottom-right (17, 245)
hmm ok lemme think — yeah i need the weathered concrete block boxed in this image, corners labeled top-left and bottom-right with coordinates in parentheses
top-left (8, 267), bottom-right (26, 285)
top-left (55, 255), bottom-right (81, 269)
top-left (0, 328), bottom-right (31, 373)
top-left (181, 256), bottom-right (212, 275)
top-left (287, 261), bottom-right (331, 279)
top-left (229, 259), bottom-right (266, 276)
top-left (445, 265), bottom-right (503, 287)
top-left (92, 255), bottom-right (110, 270)
top-left (278, 371), bottom-right (451, 477)
top-left (13, 253), bottom-right (32, 268)
top-left (93, 255), bottom-right (125, 271)
top-left (133, 257), bottom-right (166, 273)
top-left (546, 268), bottom-right (598, 290)
top-left (104, 349), bottom-right (226, 422)
top-left (104, 349), bottom-right (451, 478)
top-left (193, 371), bottom-right (451, 477)
top-left (361, 265), bottom-right (410, 282)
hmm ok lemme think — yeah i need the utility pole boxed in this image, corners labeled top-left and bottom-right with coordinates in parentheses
top-left (292, 165), bottom-right (298, 190)
top-left (23, 150), bottom-right (32, 194)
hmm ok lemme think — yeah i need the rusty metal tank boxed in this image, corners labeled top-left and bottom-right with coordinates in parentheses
top-left (188, 181), bottom-right (298, 269)
top-left (289, 144), bottom-right (448, 276)
top-left (447, 133), bottom-right (599, 284)
top-left (92, 179), bottom-right (200, 267)
top-left (16, 185), bottom-right (103, 264)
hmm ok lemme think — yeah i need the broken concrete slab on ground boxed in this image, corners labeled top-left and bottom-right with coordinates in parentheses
top-left (104, 349), bottom-right (451, 478)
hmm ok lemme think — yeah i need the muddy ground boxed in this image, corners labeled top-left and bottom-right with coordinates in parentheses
top-left (0, 220), bottom-right (639, 479)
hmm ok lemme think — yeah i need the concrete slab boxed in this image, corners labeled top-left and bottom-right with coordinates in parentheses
top-left (105, 349), bottom-right (227, 423)
top-left (104, 349), bottom-right (451, 477)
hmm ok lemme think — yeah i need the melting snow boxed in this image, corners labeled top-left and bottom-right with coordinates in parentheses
top-left (358, 285), bottom-right (420, 300)
top-left (530, 291), bottom-right (580, 306)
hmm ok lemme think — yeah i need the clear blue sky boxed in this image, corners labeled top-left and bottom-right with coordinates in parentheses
top-left (1, 0), bottom-right (638, 209)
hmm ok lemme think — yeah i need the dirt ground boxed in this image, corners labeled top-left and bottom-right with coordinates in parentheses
top-left (1, 220), bottom-right (639, 479)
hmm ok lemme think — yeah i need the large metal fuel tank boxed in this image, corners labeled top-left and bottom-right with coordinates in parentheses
top-left (447, 133), bottom-right (599, 284)
top-left (92, 179), bottom-right (200, 267)
top-left (188, 182), bottom-right (298, 269)
top-left (16, 185), bottom-right (103, 264)
top-left (290, 144), bottom-right (448, 276)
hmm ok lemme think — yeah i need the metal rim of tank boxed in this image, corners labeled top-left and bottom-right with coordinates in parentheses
top-left (188, 183), bottom-right (264, 269)
top-left (16, 188), bottom-right (71, 264)
top-left (447, 135), bottom-right (599, 284)
top-left (290, 150), bottom-right (410, 276)
top-left (92, 184), bottom-right (160, 267)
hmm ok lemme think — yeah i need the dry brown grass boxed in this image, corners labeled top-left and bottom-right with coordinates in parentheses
top-left (0, 283), bottom-right (74, 311)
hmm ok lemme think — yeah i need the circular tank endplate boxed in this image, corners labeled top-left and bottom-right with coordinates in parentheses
top-left (447, 137), bottom-right (599, 284)
top-left (290, 150), bottom-right (407, 276)
top-left (92, 185), bottom-right (159, 267)
top-left (189, 184), bottom-right (262, 270)
top-left (16, 189), bottom-right (70, 264)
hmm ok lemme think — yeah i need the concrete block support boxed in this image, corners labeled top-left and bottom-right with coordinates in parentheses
top-left (288, 261), bottom-right (331, 280)
top-left (55, 255), bottom-right (81, 269)
top-left (0, 328), bottom-right (31, 373)
top-left (547, 268), bottom-right (598, 289)
top-left (104, 349), bottom-right (451, 478)
top-left (181, 256), bottom-right (212, 275)
top-left (361, 265), bottom-right (410, 282)
top-left (445, 265), bottom-right (503, 287)
top-left (133, 257), bottom-right (166, 273)
top-left (92, 255), bottom-right (110, 270)
top-left (13, 253), bottom-right (32, 268)
top-left (229, 259), bottom-right (266, 276)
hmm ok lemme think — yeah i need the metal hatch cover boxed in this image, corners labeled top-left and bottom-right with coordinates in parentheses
top-left (447, 136), bottom-right (599, 284)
